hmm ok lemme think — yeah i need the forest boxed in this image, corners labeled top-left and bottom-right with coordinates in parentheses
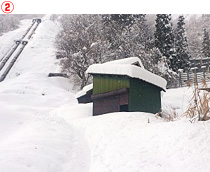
top-left (54, 14), bottom-right (210, 89)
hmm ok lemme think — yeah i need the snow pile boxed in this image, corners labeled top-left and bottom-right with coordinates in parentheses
top-left (162, 86), bottom-right (195, 116)
top-left (51, 103), bottom-right (92, 120)
top-left (0, 112), bottom-right (75, 172)
top-left (0, 73), bottom-right (78, 171)
top-left (86, 115), bottom-right (195, 172)
top-left (54, 107), bottom-right (210, 172)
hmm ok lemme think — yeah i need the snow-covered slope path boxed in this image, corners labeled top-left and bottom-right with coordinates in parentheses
top-left (0, 15), bottom-right (84, 172)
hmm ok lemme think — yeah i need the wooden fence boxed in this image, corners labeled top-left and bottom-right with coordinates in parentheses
top-left (178, 67), bottom-right (210, 87)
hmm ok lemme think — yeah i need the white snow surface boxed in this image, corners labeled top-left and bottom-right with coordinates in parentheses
top-left (76, 83), bottom-right (93, 98)
top-left (0, 15), bottom-right (78, 172)
top-left (0, 19), bottom-right (32, 62)
top-left (1, 14), bottom-right (210, 172)
top-left (87, 62), bottom-right (167, 91)
top-left (104, 57), bottom-right (144, 68)
top-left (6, 15), bottom-right (61, 79)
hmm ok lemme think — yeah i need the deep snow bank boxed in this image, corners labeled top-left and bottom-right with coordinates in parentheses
top-left (57, 106), bottom-right (210, 172)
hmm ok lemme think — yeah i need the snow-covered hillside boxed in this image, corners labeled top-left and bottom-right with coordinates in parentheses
top-left (1, 14), bottom-right (210, 172)
top-left (0, 15), bottom-right (78, 171)
top-left (0, 19), bottom-right (32, 61)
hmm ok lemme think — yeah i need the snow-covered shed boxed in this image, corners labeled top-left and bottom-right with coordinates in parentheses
top-left (79, 57), bottom-right (167, 115)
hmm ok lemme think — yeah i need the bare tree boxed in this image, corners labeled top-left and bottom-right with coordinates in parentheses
top-left (56, 15), bottom-right (111, 89)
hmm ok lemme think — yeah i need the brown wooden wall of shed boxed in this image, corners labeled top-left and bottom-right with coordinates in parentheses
top-left (93, 95), bottom-right (120, 115)
top-left (93, 91), bottom-right (129, 115)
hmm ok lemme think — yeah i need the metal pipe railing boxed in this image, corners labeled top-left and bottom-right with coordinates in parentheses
top-left (0, 19), bottom-right (42, 82)
top-left (0, 42), bottom-right (28, 82)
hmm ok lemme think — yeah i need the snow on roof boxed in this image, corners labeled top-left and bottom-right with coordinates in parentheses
top-left (104, 57), bottom-right (144, 68)
top-left (76, 83), bottom-right (93, 98)
top-left (86, 57), bottom-right (167, 91)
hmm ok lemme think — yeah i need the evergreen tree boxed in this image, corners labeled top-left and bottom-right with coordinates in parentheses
top-left (154, 14), bottom-right (177, 71)
top-left (202, 28), bottom-right (210, 57)
top-left (102, 14), bottom-right (149, 60)
top-left (186, 15), bottom-right (210, 59)
top-left (102, 14), bottom-right (155, 60)
top-left (102, 14), bottom-right (144, 30)
top-left (102, 14), bottom-right (136, 29)
top-left (174, 15), bottom-right (190, 70)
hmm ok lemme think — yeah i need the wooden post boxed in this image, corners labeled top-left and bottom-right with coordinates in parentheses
top-left (207, 60), bottom-right (210, 80)
top-left (201, 66), bottom-right (206, 80)
top-left (187, 70), bottom-right (190, 82)
top-left (191, 67), bottom-right (198, 84)
top-left (178, 69), bottom-right (183, 87)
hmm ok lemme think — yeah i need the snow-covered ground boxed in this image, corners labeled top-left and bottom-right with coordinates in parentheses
top-left (1, 14), bottom-right (210, 172)
top-left (0, 15), bottom-right (78, 172)
top-left (0, 19), bottom-right (32, 62)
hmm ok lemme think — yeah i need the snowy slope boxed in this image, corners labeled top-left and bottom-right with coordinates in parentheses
top-left (6, 15), bottom-right (61, 79)
top-left (162, 86), bottom-right (193, 116)
top-left (55, 105), bottom-right (210, 172)
top-left (0, 15), bottom-right (78, 172)
top-left (0, 19), bottom-right (32, 61)
top-left (1, 14), bottom-right (210, 172)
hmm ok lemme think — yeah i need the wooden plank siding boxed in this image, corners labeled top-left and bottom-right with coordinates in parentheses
top-left (92, 88), bottom-right (129, 100)
top-left (93, 74), bottom-right (130, 95)
top-left (129, 78), bottom-right (162, 114)
top-left (92, 88), bottom-right (129, 115)
top-left (93, 95), bottom-right (120, 115)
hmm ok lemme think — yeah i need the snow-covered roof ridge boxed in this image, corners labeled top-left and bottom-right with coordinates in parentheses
top-left (76, 83), bottom-right (93, 98)
top-left (86, 57), bottom-right (167, 91)
top-left (104, 57), bottom-right (144, 68)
